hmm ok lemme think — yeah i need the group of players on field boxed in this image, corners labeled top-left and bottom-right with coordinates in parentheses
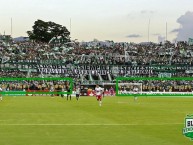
top-left (0, 84), bottom-right (106, 106)
top-left (0, 84), bottom-right (139, 106)
top-left (61, 84), bottom-right (104, 106)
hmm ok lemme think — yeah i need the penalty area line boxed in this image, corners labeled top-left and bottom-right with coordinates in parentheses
top-left (0, 123), bottom-right (183, 126)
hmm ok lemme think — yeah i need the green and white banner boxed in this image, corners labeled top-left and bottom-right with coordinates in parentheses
top-left (189, 38), bottom-right (193, 45)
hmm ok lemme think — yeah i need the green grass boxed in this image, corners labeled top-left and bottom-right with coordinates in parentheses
top-left (0, 96), bottom-right (193, 145)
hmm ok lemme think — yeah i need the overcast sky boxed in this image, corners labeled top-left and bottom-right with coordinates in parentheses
top-left (0, 0), bottom-right (193, 43)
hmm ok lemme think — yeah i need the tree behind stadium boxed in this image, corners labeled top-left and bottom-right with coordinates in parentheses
top-left (27, 19), bottom-right (70, 43)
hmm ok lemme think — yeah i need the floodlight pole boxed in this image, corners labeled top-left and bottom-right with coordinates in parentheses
top-left (166, 22), bottom-right (167, 42)
top-left (148, 19), bottom-right (150, 42)
top-left (70, 18), bottom-right (71, 35)
top-left (11, 18), bottom-right (13, 37)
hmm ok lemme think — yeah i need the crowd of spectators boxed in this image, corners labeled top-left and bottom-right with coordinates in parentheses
top-left (119, 80), bottom-right (193, 92)
top-left (0, 80), bottom-right (70, 92)
top-left (1, 38), bottom-right (193, 66)
top-left (1, 36), bottom-right (193, 89)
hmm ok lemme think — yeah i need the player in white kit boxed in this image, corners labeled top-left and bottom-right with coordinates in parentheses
top-left (95, 84), bottom-right (104, 106)
top-left (0, 87), bottom-right (3, 101)
top-left (75, 86), bottom-right (80, 100)
top-left (133, 86), bottom-right (139, 101)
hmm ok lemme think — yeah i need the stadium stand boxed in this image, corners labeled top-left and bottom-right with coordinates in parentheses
top-left (1, 35), bottom-right (193, 93)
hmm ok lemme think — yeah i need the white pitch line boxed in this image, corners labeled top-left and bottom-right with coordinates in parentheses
top-left (0, 123), bottom-right (183, 126)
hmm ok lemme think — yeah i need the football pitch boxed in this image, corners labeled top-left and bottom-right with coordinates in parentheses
top-left (0, 96), bottom-right (193, 145)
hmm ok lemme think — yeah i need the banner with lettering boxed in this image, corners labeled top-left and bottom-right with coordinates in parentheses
top-left (1, 59), bottom-right (193, 75)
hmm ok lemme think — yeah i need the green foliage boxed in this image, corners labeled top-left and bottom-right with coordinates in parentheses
top-left (27, 19), bottom-right (70, 43)
top-left (0, 35), bottom-right (12, 44)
